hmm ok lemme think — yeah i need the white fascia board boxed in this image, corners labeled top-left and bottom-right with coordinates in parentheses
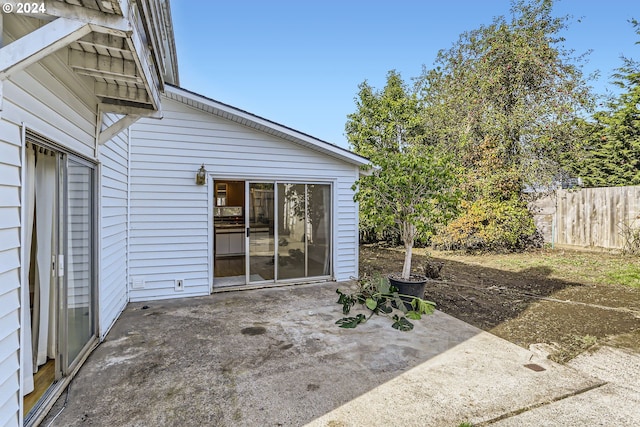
top-left (164, 85), bottom-right (370, 168)
top-left (0, 18), bottom-right (91, 80)
top-left (359, 165), bottom-right (376, 176)
top-left (124, 28), bottom-right (161, 110)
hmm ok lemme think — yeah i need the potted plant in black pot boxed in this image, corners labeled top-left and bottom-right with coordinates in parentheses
top-left (336, 274), bottom-right (436, 331)
top-left (346, 70), bottom-right (459, 306)
top-left (379, 147), bottom-right (455, 309)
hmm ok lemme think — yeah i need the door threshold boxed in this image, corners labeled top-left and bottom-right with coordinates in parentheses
top-left (212, 278), bottom-right (333, 293)
top-left (24, 337), bottom-right (99, 427)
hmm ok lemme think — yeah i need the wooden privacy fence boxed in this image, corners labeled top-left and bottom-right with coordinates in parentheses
top-left (531, 185), bottom-right (640, 250)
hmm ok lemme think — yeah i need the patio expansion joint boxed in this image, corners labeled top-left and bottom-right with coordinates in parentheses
top-left (476, 380), bottom-right (608, 426)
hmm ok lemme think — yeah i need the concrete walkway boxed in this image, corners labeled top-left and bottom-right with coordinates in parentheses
top-left (43, 281), bottom-right (639, 426)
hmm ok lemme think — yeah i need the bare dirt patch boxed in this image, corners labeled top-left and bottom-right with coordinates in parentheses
top-left (359, 245), bottom-right (640, 362)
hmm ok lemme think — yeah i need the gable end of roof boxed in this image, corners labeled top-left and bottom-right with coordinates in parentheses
top-left (163, 84), bottom-right (370, 168)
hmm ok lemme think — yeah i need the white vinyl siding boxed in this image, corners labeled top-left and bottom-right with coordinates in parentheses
top-left (2, 16), bottom-right (96, 159)
top-left (1, 17), bottom-right (98, 423)
top-left (98, 116), bottom-right (129, 338)
top-left (2, 66), bottom-right (95, 159)
top-left (128, 97), bottom-right (360, 301)
top-left (0, 120), bottom-right (21, 427)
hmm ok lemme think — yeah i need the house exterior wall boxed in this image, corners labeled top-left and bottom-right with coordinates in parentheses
top-left (127, 97), bottom-right (360, 301)
top-left (98, 116), bottom-right (130, 339)
top-left (0, 54), bottom-right (96, 425)
top-left (0, 22), bottom-right (130, 424)
top-left (0, 119), bottom-right (22, 427)
top-left (0, 79), bottom-right (90, 427)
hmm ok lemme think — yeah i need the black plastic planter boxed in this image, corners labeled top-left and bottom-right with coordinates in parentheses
top-left (388, 274), bottom-right (428, 310)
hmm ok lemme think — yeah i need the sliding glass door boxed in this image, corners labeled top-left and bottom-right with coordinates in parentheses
top-left (306, 184), bottom-right (332, 277)
top-left (277, 184), bottom-right (306, 279)
top-left (63, 157), bottom-right (96, 372)
top-left (276, 183), bottom-right (331, 280)
top-left (213, 180), bottom-right (332, 288)
top-left (247, 182), bottom-right (275, 283)
top-left (23, 136), bottom-right (97, 419)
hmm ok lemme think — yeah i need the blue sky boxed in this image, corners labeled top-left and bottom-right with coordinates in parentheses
top-left (171, 1), bottom-right (637, 149)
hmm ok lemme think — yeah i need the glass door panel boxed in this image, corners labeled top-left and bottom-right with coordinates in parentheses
top-left (213, 180), bottom-right (246, 288)
top-left (248, 183), bottom-right (275, 282)
top-left (306, 184), bottom-right (331, 277)
top-left (64, 158), bottom-right (96, 370)
top-left (277, 183), bottom-right (306, 279)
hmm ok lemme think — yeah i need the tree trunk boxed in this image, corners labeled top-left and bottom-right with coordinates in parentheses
top-left (401, 221), bottom-right (415, 280)
top-left (402, 240), bottom-right (413, 279)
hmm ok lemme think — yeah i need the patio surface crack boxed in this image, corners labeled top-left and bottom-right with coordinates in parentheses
top-left (477, 380), bottom-right (608, 425)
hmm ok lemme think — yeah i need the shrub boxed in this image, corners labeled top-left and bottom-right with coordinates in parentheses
top-left (433, 198), bottom-right (540, 252)
top-left (618, 220), bottom-right (640, 256)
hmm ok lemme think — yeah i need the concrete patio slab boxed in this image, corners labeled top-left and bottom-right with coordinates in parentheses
top-left (43, 281), bottom-right (608, 426)
top-left (491, 346), bottom-right (640, 426)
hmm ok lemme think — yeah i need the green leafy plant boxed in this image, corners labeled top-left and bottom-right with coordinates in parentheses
top-left (336, 274), bottom-right (436, 331)
top-left (562, 20), bottom-right (640, 187)
top-left (434, 197), bottom-right (539, 252)
top-left (416, 0), bottom-right (594, 253)
top-left (418, 0), bottom-right (594, 190)
top-left (346, 71), bottom-right (460, 280)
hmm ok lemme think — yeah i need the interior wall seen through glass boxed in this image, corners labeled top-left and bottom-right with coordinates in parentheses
top-left (249, 183), bottom-right (275, 281)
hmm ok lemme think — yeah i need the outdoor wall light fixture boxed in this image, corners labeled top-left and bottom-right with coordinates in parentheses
top-left (196, 164), bottom-right (207, 185)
